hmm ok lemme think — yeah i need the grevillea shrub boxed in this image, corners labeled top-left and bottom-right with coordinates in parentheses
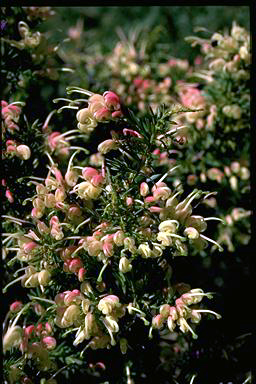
top-left (3, 87), bottom-right (224, 383)
top-left (2, 8), bottom-right (252, 384)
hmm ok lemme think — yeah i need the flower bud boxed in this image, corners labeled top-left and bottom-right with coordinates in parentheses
top-left (10, 301), bottom-right (23, 313)
top-left (159, 220), bottom-right (178, 233)
top-left (167, 316), bottom-right (176, 332)
top-left (184, 227), bottom-right (200, 239)
top-left (103, 91), bottom-right (120, 110)
top-left (62, 304), bottom-right (80, 326)
top-left (3, 326), bottom-right (23, 353)
top-left (113, 230), bottom-right (125, 246)
top-left (37, 270), bottom-right (51, 286)
top-left (119, 256), bottom-right (132, 273)
top-left (55, 188), bottom-right (66, 202)
top-left (140, 182), bottom-right (149, 197)
top-left (44, 193), bottom-right (56, 208)
top-left (65, 169), bottom-right (79, 186)
top-left (78, 267), bottom-right (86, 282)
top-left (123, 237), bottom-right (137, 253)
top-left (98, 139), bottom-right (118, 154)
top-left (42, 336), bottom-right (56, 350)
top-left (138, 243), bottom-right (152, 258)
top-left (159, 304), bottom-right (171, 319)
top-left (16, 145), bottom-right (31, 160)
top-left (152, 314), bottom-right (164, 329)
top-left (69, 258), bottom-right (83, 273)
top-left (120, 338), bottom-right (128, 354)
top-left (98, 295), bottom-right (120, 315)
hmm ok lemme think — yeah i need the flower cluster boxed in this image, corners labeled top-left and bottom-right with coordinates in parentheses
top-left (151, 288), bottom-right (221, 339)
top-left (76, 91), bottom-right (122, 134)
top-left (1, 100), bottom-right (22, 134)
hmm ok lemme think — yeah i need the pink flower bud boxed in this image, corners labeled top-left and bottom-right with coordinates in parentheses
top-left (140, 182), bottom-right (149, 197)
top-left (42, 336), bottom-right (56, 350)
top-left (50, 215), bottom-right (59, 226)
top-left (23, 241), bottom-right (38, 253)
top-left (6, 145), bottom-right (17, 153)
top-left (126, 197), bottom-right (133, 206)
top-left (152, 314), bottom-right (164, 329)
top-left (94, 107), bottom-right (111, 121)
top-left (82, 167), bottom-right (99, 181)
top-left (103, 91), bottom-right (120, 110)
top-left (149, 206), bottom-right (163, 213)
top-left (145, 195), bottom-right (155, 203)
top-left (10, 301), bottom-right (23, 313)
top-left (31, 208), bottom-right (43, 219)
top-left (5, 189), bottom-right (14, 203)
top-left (69, 258), bottom-right (83, 273)
top-left (103, 241), bottom-right (114, 257)
top-left (53, 168), bottom-right (63, 183)
top-left (78, 267), bottom-right (86, 282)
top-left (123, 128), bottom-right (143, 138)
top-left (91, 173), bottom-right (104, 186)
top-left (25, 325), bottom-right (35, 337)
top-left (111, 110), bottom-right (122, 118)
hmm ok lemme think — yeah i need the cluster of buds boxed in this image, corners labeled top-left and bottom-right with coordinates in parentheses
top-left (222, 104), bottom-right (242, 120)
top-left (60, 246), bottom-right (86, 281)
top-left (152, 149), bottom-right (177, 168)
top-left (141, 181), bottom-right (222, 254)
top-left (5, 139), bottom-right (31, 160)
top-left (1, 100), bottom-right (22, 133)
top-left (21, 266), bottom-right (51, 288)
top-left (151, 288), bottom-right (221, 339)
top-left (178, 84), bottom-right (206, 124)
top-left (225, 207), bottom-right (251, 227)
top-left (107, 40), bottom-right (149, 80)
top-left (76, 91), bottom-right (122, 134)
top-left (199, 161), bottom-right (250, 192)
top-left (17, 21), bottom-right (41, 48)
top-left (47, 131), bottom-right (70, 158)
top-left (97, 294), bottom-right (126, 346)
top-left (2, 178), bottom-right (14, 203)
top-left (72, 166), bottom-right (105, 200)
top-left (157, 57), bottom-right (189, 77)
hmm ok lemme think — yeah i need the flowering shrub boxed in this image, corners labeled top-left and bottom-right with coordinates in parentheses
top-left (2, 8), bottom-right (252, 384)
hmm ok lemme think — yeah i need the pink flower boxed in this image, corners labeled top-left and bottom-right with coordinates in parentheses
top-left (94, 107), bottom-right (111, 121)
top-left (10, 301), bottom-right (23, 313)
top-left (103, 91), bottom-right (120, 110)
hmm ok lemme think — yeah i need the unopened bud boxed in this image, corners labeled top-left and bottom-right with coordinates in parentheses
top-left (16, 145), bottom-right (31, 160)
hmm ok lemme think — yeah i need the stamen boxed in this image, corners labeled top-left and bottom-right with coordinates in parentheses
top-left (57, 105), bottom-right (79, 113)
top-left (66, 86), bottom-right (94, 97)
top-left (97, 261), bottom-right (109, 282)
top-left (204, 217), bottom-right (224, 223)
top-left (74, 218), bottom-right (91, 233)
top-left (184, 191), bottom-right (201, 211)
top-left (157, 165), bottom-right (180, 184)
top-left (43, 109), bottom-right (56, 129)
top-left (67, 149), bottom-right (81, 173)
top-left (199, 234), bottom-right (224, 251)
top-left (44, 151), bottom-right (55, 166)
top-left (194, 309), bottom-right (221, 319)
